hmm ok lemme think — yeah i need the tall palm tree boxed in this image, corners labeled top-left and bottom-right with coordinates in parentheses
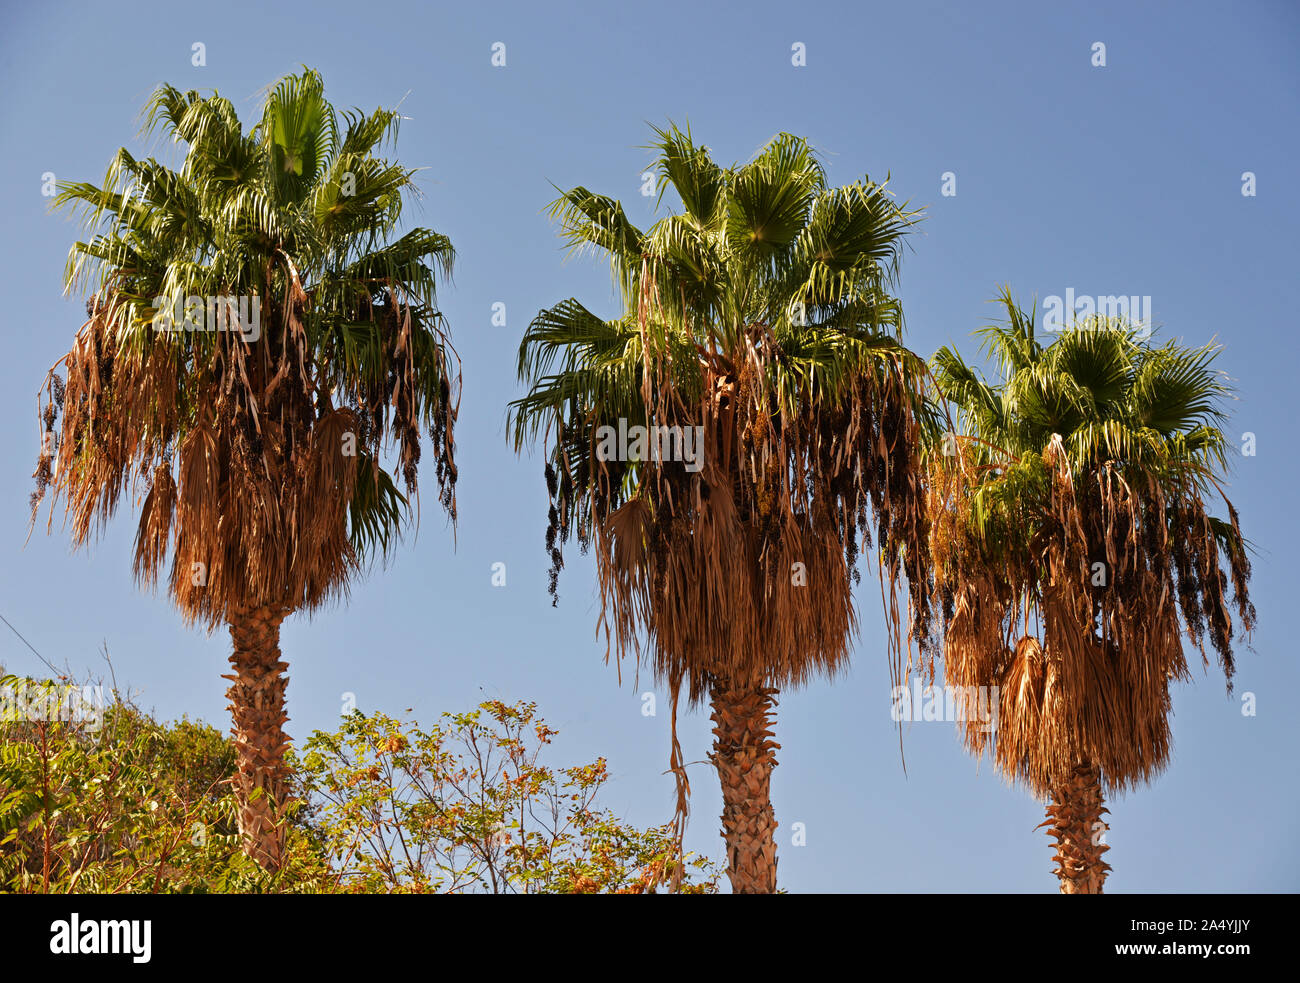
top-left (510, 125), bottom-right (935, 893)
top-left (30, 70), bottom-right (459, 870)
top-left (929, 291), bottom-right (1255, 893)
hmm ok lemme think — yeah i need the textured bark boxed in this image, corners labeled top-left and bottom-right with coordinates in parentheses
top-left (224, 605), bottom-right (290, 871)
top-left (1045, 761), bottom-right (1111, 894)
top-left (709, 678), bottom-right (779, 894)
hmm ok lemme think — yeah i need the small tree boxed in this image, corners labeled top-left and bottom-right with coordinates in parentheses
top-left (296, 701), bottom-right (718, 893)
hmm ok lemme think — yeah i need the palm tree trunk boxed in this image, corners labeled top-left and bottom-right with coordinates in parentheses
top-left (1045, 761), bottom-right (1111, 894)
top-left (709, 677), bottom-right (780, 893)
top-left (224, 605), bottom-right (290, 871)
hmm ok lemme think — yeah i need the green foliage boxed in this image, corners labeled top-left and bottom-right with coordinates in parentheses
top-left (931, 289), bottom-right (1246, 565)
top-left (934, 289), bottom-right (1233, 484)
top-left (0, 671), bottom-right (322, 893)
top-left (0, 673), bottom-right (715, 894)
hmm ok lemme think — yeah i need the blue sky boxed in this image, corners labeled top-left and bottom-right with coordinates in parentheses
top-left (1, 0), bottom-right (1296, 891)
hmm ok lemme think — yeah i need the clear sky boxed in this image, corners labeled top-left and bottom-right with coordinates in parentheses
top-left (1, 0), bottom-right (1296, 892)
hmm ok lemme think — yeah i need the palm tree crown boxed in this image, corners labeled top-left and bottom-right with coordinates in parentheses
top-left (32, 68), bottom-right (458, 623)
top-left (931, 291), bottom-right (1255, 797)
top-left (512, 124), bottom-right (935, 700)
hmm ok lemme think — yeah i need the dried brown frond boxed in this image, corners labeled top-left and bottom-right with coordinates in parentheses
top-left (33, 282), bottom-right (451, 629)
top-left (930, 429), bottom-right (1253, 798)
top-left (586, 335), bottom-right (931, 706)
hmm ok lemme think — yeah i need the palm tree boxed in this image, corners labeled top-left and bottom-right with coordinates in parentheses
top-left (929, 291), bottom-right (1255, 893)
top-left (510, 125), bottom-right (935, 892)
top-left (30, 70), bottom-right (460, 870)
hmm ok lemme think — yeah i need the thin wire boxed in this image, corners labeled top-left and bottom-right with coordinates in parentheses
top-left (0, 611), bottom-right (63, 677)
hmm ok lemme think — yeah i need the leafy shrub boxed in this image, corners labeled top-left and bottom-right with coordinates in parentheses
top-left (0, 673), bottom-right (715, 894)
